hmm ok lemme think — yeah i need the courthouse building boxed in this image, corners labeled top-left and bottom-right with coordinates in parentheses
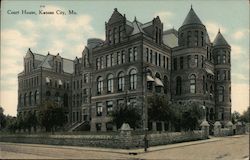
top-left (17, 7), bottom-right (231, 131)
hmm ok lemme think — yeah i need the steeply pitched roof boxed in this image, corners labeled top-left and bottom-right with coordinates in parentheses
top-left (213, 31), bottom-right (229, 46)
top-left (182, 7), bottom-right (203, 26)
top-left (108, 8), bottom-right (124, 24)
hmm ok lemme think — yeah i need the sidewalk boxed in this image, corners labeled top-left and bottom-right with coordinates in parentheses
top-left (0, 137), bottom-right (223, 155)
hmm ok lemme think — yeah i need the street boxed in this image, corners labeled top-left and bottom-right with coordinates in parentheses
top-left (0, 134), bottom-right (249, 160)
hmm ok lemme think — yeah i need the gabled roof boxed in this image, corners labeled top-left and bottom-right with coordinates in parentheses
top-left (108, 8), bottom-right (124, 24)
top-left (182, 7), bottom-right (203, 26)
top-left (213, 30), bottom-right (229, 46)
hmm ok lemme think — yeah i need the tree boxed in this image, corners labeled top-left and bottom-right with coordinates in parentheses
top-left (0, 106), bottom-right (7, 130)
top-left (231, 111), bottom-right (241, 124)
top-left (240, 106), bottom-right (250, 123)
top-left (147, 95), bottom-right (172, 122)
top-left (38, 101), bottom-right (67, 132)
top-left (112, 104), bottom-right (141, 129)
top-left (23, 112), bottom-right (38, 133)
top-left (180, 102), bottom-right (203, 131)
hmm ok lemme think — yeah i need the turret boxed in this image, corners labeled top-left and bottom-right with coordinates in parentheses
top-left (213, 30), bottom-right (231, 123)
top-left (178, 6), bottom-right (207, 48)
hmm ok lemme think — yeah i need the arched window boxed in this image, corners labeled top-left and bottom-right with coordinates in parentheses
top-left (218, 86), bottom-right (224, 102)
top-left (46, 91), bottom-right (51, 97)
top-left (29, 92), bottom-right (32, 106)
top-left (55, 92), bottom-right (60, 102)
top-left (190, 74), bottom-right (196, 93)
top-left (97, 76), bottom-right (103, 94)
top-left (34, 90), bottom-right (39, 104)
top-left (129, 69), bottom-right (137, 90)
top-left (107, 74), bottom-right (114, 93)
top-left (163, 76), bottom-right (169, 94)
top-left (118, 72), bottom-right (125, 91)
top-left (176, 77), bottom-right (182, 95)
top-left (63, 93), bottom-right (68, 107)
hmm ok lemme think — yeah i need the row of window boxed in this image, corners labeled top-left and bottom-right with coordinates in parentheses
top-left (19, 91), bottom-right (39, 107)
top-left (179, 30), bottom-right (204, 47)
top-left (55, 61), bottom-right (62, 73)
top-left (216, 54), bottom-right (230, 64)
top-left (19, 76), bottom-right (39, 89)
top-left (73, 74), bottom-right (89, 90)
top-left (216, 70), bottom-right (231, 81)
top-left (45, 91), bottom-right (69, 107)
top-left (46, 78), bottom-right (70, 89)
top-left (24, 60), bottom-right (33, 73)
top-left (145, 48), bottom-right (170, 70)
top-left (176, 75), bottom-right (212, 95)
top-left (96, 98), bottom-right (136, 117)
top-left (96, 47), bottom-right (138, 70)
top-left (72, 111), bottom-right (88, 123)
top-left (72, 91), bottom-right (89, 107)
top-left (108, 25), bottom-right (123, 44)
top-left (173, 55), bottom-right (204, 70)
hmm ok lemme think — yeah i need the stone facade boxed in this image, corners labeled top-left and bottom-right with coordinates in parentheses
top-left (17, 7), bottom-right (231, 131)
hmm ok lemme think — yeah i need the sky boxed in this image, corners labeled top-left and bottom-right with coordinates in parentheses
top-left (1, 0), bottom-right (249, 116)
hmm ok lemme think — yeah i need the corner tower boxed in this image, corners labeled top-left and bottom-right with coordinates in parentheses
top-left (172, 6), bottom-right (215, 121)
top-left (212, 30), bottom-right (231, 123)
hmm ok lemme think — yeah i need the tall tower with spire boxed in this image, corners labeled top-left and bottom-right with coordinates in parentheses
top-left (213, 30), bottom-right (231, 122)
top-left (172, 6), bottom-right (217, 123)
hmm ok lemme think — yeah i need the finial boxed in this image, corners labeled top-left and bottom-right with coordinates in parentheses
top-left (48, 52), bottom-right (50, 55)
top-left (191, 4), bottom-right (193, 9)
top-left (218, 28), bottom-right (220, 33)
top-left (134, 16), bottom-right (137, 21)
top-left (114, 8), bottom-right (117, 11)
top-left (57, 53), bottom-right (59, 55)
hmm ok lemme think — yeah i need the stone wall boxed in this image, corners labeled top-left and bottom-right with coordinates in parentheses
top-left (0, 130), bottom-right (206, 149)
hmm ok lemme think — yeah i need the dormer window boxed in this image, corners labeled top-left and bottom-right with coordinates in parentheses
top-left (187, 31), bottom-right (191, 46)
top-left (108, 29), bottom-right (112, 44)
top-left (155, 27), bottom-right (158, 43)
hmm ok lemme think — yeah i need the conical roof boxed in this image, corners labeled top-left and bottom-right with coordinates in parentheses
top-left (213, 31), bottom-right (229, 46)
top-left (182, 7), bottom-right (203, 26)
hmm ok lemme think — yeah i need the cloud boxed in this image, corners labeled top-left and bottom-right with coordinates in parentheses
top-left (154, 11), bottom-right (174, 29)
top-left (231, 83), bottom-right (249, 114)
top-left (204, 21), bottom-right (226, 41)
top-left (231, 44), bottom-right (245, 57)
top-left (1, 5), bottom-right (99, 116)
top-left (232, 29), bottom-right (249, 40)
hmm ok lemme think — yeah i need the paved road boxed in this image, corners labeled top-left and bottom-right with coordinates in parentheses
top-left (0, 134), bottom-right (249, 159)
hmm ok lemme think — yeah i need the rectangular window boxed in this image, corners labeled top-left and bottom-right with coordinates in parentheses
top-left (163, 56), bottom-right (166, 68)
top-left (195, 55), bottom-right (198, 67)
top-left (217, 71), bottom-right (220, 80)
top-left (158, 54), bottom-right (161, 66)
top-left (194, 30), bottom-right (198, 46)
top-left (129, 48), bottom-right (133, 62)
top-left (217, 55), bottom-right (221, 64)
top-left (133, 47), bottom-right (137, 61)
top-left (222, 55), bottom-right (226, 64)
top-left (228, 70), bottom-right (231, 80)
top-left (129, 98), bottom-right (136, 107)
top-left (150, 50), bottom-right (153, 63)
top-left (180, 57), bottom-right (183, 69)
top-left (117, 52), bottom-right (121, 65)
top-left (106, 55), bottom-right (111, 67)
top-left (155, 52), bottom-right (158, 65)
top-left (108, 30), bottom-right (112, 44)
top-left (106, 101), bottom-right (113, 115)
top-left (167, 57), bottom-right (169, 70)
top-left (187, 55), bottom-right (191, 68)
top-left (173, 58), bottom-right (177, 70)
top-left (146, 48), bottom-right (149, 62)
top-left (96, 103), bottom-right (103, 116)
top-left (119, 26), bottom-right (122, 42)
top-left (100, 57), bottom-right (104, 69)
top-left (122, 50), bottom-right (125, 64)
top-left (202, 56), bottom-right (204, 68)
top-left (111, 54), bottom-right (114, 66)
top-left (117, 99), bottom-right (125, 106)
